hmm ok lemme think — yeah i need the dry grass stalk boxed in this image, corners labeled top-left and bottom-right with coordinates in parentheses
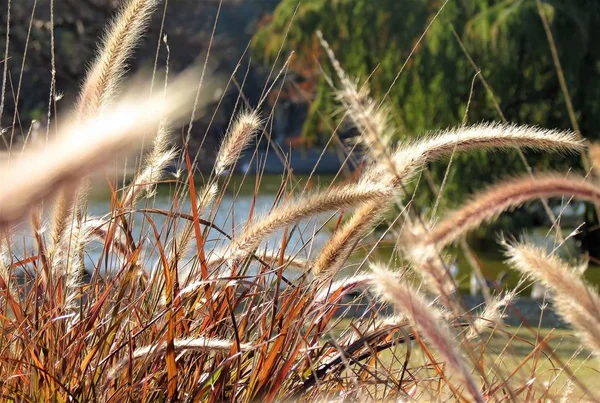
top-left (413, 174), bottom-right (600, 254)
top-left (371, 263), bottom-right (484, 403)
top-left (107, 337), bottom-right (252, 380)
top-left (504, 242), bottom-right (600, 355)
top-left (169, 183), bottom-right (218, 268)
top-left (0, 239), bottom-right (10, 289)
top-left (214, 111), bottom-right (261, 175)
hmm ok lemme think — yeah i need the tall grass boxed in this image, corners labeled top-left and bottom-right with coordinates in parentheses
top-left (0, 1), bottom-right (598, 401)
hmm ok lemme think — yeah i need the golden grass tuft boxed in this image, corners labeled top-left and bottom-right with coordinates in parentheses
top-left (77, 0), bottom-right (159, 116)
top-left (504, 242), bottom-right (600, 355)
top-left (227, 181), bottom-right (393, 262)
top-left (214, 110), bottom-right (262, 176)
top-left (413, 173), bottom-right (600, 253)
top-left (371, 263), bottom-right (484, 403)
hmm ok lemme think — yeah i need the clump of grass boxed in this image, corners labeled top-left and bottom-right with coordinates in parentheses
top-left (1, 1), bottom-right (599, 402)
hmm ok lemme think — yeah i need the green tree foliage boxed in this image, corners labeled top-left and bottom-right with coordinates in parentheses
top-left (253, 0), bottom-right (600, 204)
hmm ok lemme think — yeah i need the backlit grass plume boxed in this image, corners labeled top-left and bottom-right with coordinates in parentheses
top-left (0, 79), bottom-right (197, 228)
top-left (313, 199), bottom-right (384, 277)
top-left (371, 263), bottom-right (484, 403)
top-left (227, 181), bottom-right (393, 262)
top-left (317, 31), bottom-right (393, 164)
top-left (363, 123), bottom-right (582, 185)
top-left (215, 110), bottom-right (261, 175)
top-left (504, 242), bottom-right (600, 355)
top-left (78, 0), bottom-right (159, 116)
top-left (410, 174), bottom-right (600, 254)
top-left (314, 125), bottom-right (582, 278)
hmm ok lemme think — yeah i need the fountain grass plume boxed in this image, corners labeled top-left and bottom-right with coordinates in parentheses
top-left (411, 173), bottom-right (600, 254)
top-left (214, 110), bottom-right (262, 176)
top-left (467, 291), bottom-right (515, 340)
top-left (226, 181), bottom-right (394, 263)
top-left (77, 0), bottom-right (159, 116)
top-left (363, 122), bottom-right (583, 185)
top-left (589, 142), bottom-right (600, 176)
top-left (313, 199), bottom-right (384, 277)
top-left (0, 73), bottom-right (199, 229)
top-left (314, 273), bottom-right (378, 304)
top-left (504, 242), bottom-right (600, 355)
top-left (122, 145), bottom-right (178, 208)
top-left (317, 31), bottom-right (393, 164)
top-left (371, 263), bottom-right (484, 403)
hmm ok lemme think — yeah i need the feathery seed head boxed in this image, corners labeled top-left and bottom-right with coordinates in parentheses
top-left (467, 290), bottom-right (515, 340)
top-left (370, 263), bottom-right (484, 403)
top-left (362, 122), bottom-right (582, 186)
top-left (0, 71), bottom-right (200, 228)
top-left (215, 110), bottom-right (261, 176)
top-left (228, 181), bottom-right (393, 262)
top-left (504, 242), bottom-right (600, 355)
top-left (419, 173), bottom-right (600, 253)
top-left (78, 0), bottom-right (160, 116)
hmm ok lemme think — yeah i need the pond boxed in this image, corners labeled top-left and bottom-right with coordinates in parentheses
top-left (13, 175), bottom-right (338, 281)
top-left (13, 174), bottom-right (599, 302)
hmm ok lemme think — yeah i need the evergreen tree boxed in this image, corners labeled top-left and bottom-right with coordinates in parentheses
top-left (253, 0), bottom-right (600, 204)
